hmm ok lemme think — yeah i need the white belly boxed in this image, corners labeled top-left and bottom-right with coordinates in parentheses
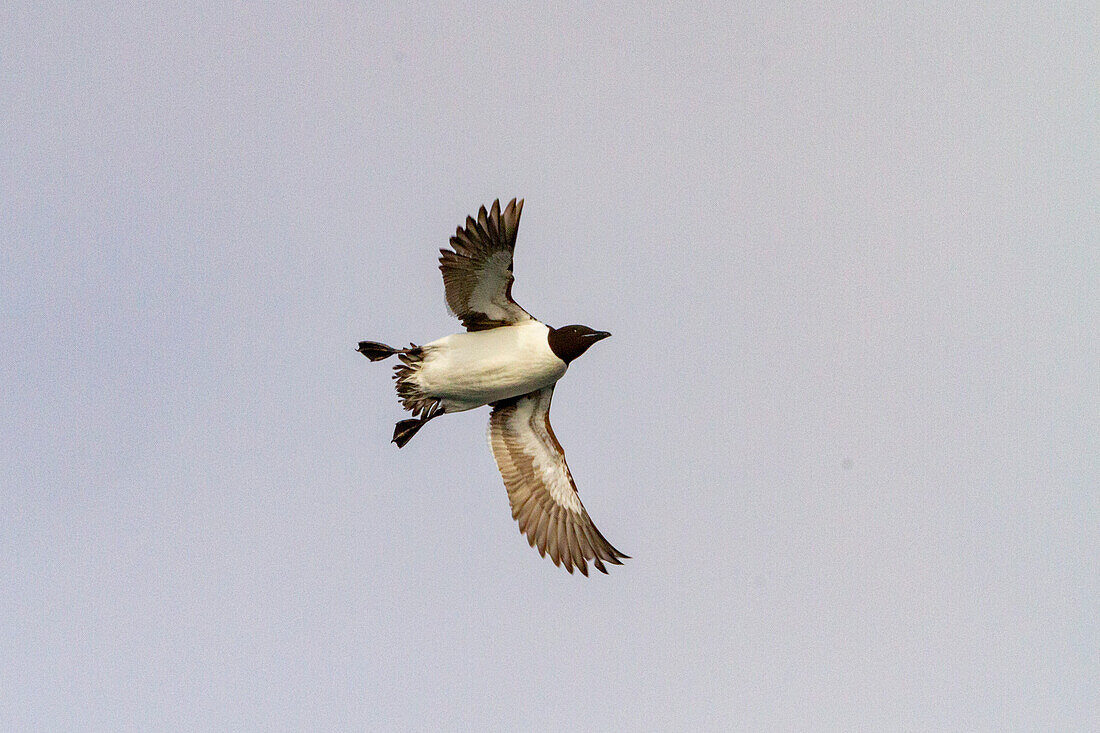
top-left (415, 322), bottom-right (567, 412)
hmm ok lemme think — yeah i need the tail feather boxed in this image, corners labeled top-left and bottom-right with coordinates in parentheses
top-left (358, 339), bottom-right (445, 445)
top-left (392, 345), bottom-right (439, 418)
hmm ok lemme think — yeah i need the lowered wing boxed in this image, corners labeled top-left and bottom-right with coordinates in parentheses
top-left (488, 386), bottom-right (627, 575)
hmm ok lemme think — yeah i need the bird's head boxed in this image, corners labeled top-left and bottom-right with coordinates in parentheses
top-left (547, 324), bottom-right (611, 364)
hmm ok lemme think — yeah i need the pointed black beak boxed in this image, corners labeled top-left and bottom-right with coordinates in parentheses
top-left (586, 330), bottom-right (611, 342)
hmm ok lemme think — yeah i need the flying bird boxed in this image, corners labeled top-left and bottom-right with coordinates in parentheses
top-left (357, 198), bottom-right (627, 575)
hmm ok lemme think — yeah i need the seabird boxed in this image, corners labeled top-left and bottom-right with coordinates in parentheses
top-left (357, 198), bottom-right (627, 575)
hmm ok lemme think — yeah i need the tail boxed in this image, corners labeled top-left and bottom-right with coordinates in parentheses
top-left (359, 340), bottom-right (444, 447)
top-left (389, 346), bottom-right (445, 446)
top-left (392, 346), bottom-right (437, 418)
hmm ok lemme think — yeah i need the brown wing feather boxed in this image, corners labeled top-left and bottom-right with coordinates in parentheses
top-left (439, 198), bottom-right (535, 331)
top-left (488, 386), bottom-right (628, 575)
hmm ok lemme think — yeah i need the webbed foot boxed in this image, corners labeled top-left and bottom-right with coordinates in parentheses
top-left (357, 341), bottom-right (398, 361)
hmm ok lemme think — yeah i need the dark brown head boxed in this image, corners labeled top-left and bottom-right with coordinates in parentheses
top-left (547, 325), bottom-right (611, 364)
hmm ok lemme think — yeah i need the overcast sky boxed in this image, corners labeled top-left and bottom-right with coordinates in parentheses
top-left (3, 2), bottom-right (1097, 730)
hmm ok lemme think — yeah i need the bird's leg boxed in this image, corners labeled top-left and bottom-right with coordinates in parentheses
top-left (392, 400), bottom-right (443, 448)
top-left (356, 341), bottom-right (415, 361)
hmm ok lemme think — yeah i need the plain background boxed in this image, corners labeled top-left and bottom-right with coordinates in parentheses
top-left (3, 2), bottom-right (1097, 730)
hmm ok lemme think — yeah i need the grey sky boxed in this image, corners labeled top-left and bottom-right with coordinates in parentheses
top-left (2, 2), bottom-right (1097, 730)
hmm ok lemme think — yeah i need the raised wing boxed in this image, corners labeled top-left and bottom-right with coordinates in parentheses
top-left (488, 386), bottom-right (628, 575)
top-left (439, 198), bottom-right (535, 331)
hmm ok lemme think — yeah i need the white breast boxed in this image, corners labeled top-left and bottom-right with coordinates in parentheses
top-left (415, 322), bottom-right (567, 412)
